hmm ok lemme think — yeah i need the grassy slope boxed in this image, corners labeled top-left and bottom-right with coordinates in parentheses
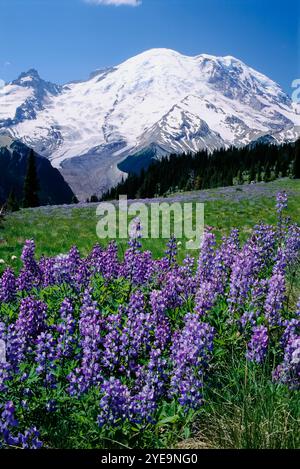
top-left (1, 179), bottom-right (300, 271)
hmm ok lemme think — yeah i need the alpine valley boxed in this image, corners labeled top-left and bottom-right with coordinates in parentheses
top-left (0, 48), bottom-right (299, 200)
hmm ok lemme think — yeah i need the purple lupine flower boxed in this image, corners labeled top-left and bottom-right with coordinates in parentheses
top-left (0, 268), bottom-right (16, 303)
top-left (240, 279), bottom-right (268, 328)
top-left (276, 191), bottom-right (288, 215)
top-left (273, 247), bottom-right (287, 275)
top-left (161, 271), bottom-right (185, 310)
top-left (208, 229), bottom-right (240, 297)
top-left (74, 259), bottom-right (91, 290)
top-left (0, 363), bottom-right (11, 393)
top-left (16, 297), bottom-right (47, 338)
top-left (87, 243), bottom-right (104, 274)
top-left (147, 348), bottom-right (168, 395)
top-left (212, 249), bottom-right (230, 295)
top-left (276, 191), bottom-right (288, 239)
top-left (52, 253), bottom-right (71, 284)
top-left (35, 331), bottom-right (57, 388)
top-left (38, 256), bottom-right (56, 288)
top-left (17, 240), bottom-right (41, 292)
top-left (128, 350), bottom-right (168, 425)
top-left (165, 236), bottom-right (177, 267)
top-left (170, 314), bottom-right (214, 409)
top-left (102, 241), bottom-right (119, 280)
top-left (128, 217), bottom-right (143, 249)
top-left (150, 290), bottom-right (168, 317)
top-left (0, 332), bottom-right (11, 391)
top-left (0, 401), bottom-right (43, 449)
top-left (219, 229), bottom-right (240, 270)
top-left (228, 237), bottom-right (263, 314)
top-left (88, 242), bottom-right (119, 280)
top-left (101, 309), bottom-right (123, 373)
top-left (196, 228), bottom-right (216, 284)
top-left (273, 335), bottom-right (300, 390)
top-left (119, 291), bottom-right (155, 374)
top-left (264, 265), bottom-right (286, 326)
top-left (17, 426), bottom-right (43, 449)
top-left (136, 250), bottom-right (154, 285)
top-left (152, 317), bottom-right (171, 351)
top-left (249, 279), bottom-right (268, 313)
top-left (5, 326), bottom-right (27, 368)
top-left (64, 246), bottom-right (91, 289)
top-left (6, 297), bottom-right (47, 366)
top-left (128, 384), bottom-right (157, 424)
top-left (280, 318), bottom-right (300, 349)
top-left (121, 248), bottom-right (153, 286)
top-left (120, 219), bottom-right (154, 286)
top-left (246, 325), bottom-right (268, 363)
top-left (67, 288), bottom-right (102, 395)
top-left (195, 280), bottom-right (218, 316)
top-left (97, 377), bottom-right (129, 427)
top-left (150, 256), bottom-right (174, 286)
top-left (67, 246), bottom-right (81, 277)
top-left (1, 401), bottom-right (18, 427)
top-left (282, 223), bottom-right (300, 267)
top-left (45, 399), bottom-right (57, 413)
top-left (56, 298), bottom-right (76, 359)
top-left (0, 401), bottom-right (19, 447)
top-left (178, 255), bottom-right (196, 296)
top-left (253, 224), bottom-right (277, 268)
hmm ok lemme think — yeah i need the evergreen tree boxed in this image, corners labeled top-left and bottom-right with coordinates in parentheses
top-left (257, 162), bottom-right (262, 182)
top-left (101, 141), bottom-right (296, 200)
top-left (263, 162), bottom-right (271, 182)
top-left (236, 170), bottom-right (244, 185)
top-left (248, 164), bottom-right (256, 183)
top-left (274, 161), bottom-right (280, 179)
top-left (23, 150), bottom-right (40, 208)
top-left (293, 139), bottom-right (300, 178)
top-left (194, 175), bottom-right (202, 190)
top-left (6, 189), bottom-right (19, 212)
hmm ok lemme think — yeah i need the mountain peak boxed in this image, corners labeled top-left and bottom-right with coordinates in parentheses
top-left (24, 68), bottom-right (40, 77)
top-left (11, 68), bottom-right (61, 98)
top-left (134, 48), bottom-right (182, 57)
top-left (120, 48), bottom-right (187, 67)
top-left (13, 68), bottom-right (41, 85)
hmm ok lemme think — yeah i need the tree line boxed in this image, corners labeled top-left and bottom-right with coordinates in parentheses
top-left (102, 139), bottom-right (300, 200)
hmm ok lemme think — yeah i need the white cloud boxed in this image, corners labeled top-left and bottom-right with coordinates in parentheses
top-left (84, 0), bottom-right (141, 6)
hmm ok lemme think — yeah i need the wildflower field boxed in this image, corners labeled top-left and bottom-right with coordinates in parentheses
top-left (0, 186), bottom-right (299, 449)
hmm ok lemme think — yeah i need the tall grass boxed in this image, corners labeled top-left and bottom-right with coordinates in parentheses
top-left (193, 355), bottom-right (300, 449)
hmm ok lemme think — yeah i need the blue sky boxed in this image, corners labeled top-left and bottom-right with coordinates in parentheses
top-left (0, 0), bottom-right (298, 94)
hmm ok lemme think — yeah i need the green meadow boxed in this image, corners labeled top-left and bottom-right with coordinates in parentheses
top-left (1, 178), bottom-right (300, 272)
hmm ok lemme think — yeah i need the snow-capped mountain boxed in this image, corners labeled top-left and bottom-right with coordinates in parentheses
top-left (0, 69), bottom-right (61, 126)
top-left (0, 48), bottom-right (299, 199)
